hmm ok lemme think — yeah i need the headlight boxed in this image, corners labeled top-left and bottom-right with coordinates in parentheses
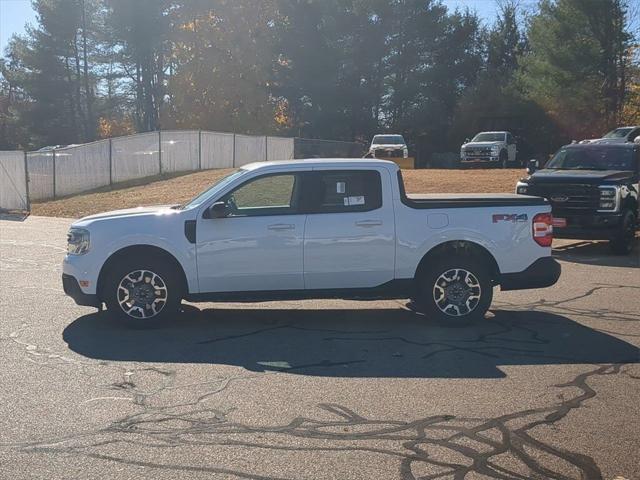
top-left (403, 147), bottom-right (408, 158)
top-left (598, 186), bottom-right (619, 212)
top-left (67, 228), bottom-right (90, 255)
top-left (516, 181), bottom-right (528, 195)
top-left (491, 145), bottom-right (500, 155)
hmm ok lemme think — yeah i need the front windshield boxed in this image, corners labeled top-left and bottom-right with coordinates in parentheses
top-left (181, 169), bottom-right (247, 209)
top-left (471, 133), bottom-right (505, 142)
top-left (603, 127), bottom-right (633, 139)
top-left (372, 135), bottom-right (404, 145)
top-left (545, 147), bottom-right (635, 171)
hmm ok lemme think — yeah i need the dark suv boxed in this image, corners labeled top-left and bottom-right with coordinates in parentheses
top-left (516, 143), bottom-right (638, 255)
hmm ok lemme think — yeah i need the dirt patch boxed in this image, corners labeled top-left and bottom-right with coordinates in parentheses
top-left (31, 168), bottom-right (526, 218)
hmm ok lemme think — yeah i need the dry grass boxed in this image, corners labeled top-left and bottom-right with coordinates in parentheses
top-left (31, 167), bottom-right (527, 218)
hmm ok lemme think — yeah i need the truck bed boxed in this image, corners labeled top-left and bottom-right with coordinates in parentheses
top-left (403, 193), bottom-right (548, 209)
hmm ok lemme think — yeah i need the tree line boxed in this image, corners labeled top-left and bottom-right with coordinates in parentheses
top-left (0, 0), bottom-right (638, 160)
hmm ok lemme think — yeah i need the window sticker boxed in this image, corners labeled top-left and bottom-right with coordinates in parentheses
top-left (336, 181), bottom-right (346, 194)
top-left (345, 196), bottom-right (365, 206)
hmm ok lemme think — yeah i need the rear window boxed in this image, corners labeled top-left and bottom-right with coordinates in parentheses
top-left (308, 170), bottom-right (382, 213)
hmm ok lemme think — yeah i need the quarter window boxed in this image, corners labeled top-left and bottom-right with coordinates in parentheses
top-left (309, 170), bottom-right (382, 213)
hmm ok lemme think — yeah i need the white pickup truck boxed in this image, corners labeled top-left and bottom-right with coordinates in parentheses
top-left (63, 159), bottom-right (560, 326)
top-left (460, 131), bottom-right (517, 168)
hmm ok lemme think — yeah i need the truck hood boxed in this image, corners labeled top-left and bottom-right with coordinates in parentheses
top-left (73, 205), bottom-right (180, 225)
top-left (591, 138), bottom-right (629, 144)
top-left (371, 144), bottom-right (406, 149)
top-left (463, 142), bottom-right (503, 148)
top-left (528, 169), bottom-right (634, 185)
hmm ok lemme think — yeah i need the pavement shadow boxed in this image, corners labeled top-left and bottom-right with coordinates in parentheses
top-left (63, 307), bottom-right (639, 379)
top-left (0, 211), bottom-right (30, 222)
top-left (553, 238), bottom-right (639, 268)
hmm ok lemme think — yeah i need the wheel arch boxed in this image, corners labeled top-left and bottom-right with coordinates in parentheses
top-left (97, 245), bottom-right (189, 300)
top-left (414, 240), bottom-right (501, 284)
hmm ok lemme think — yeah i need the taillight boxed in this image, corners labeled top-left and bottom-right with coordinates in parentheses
top-left (532, 212), bottom-right (553, 247)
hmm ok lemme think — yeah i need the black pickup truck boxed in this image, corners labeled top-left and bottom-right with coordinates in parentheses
top-left (516, 142), bottom-right (638, 255)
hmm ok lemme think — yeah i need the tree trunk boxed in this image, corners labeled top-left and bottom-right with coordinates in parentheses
top-left (80, 0), bottom-right (94, 140)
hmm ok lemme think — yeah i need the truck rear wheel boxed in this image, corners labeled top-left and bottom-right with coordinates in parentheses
top-left (414, 256), bottom-right (493, 321)
top-left (610, 210), bottom-right (636, 255)
top-left (102, 255), bottom-right (182, 327)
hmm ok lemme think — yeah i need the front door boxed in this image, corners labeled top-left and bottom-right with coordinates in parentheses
top-left (303, 168), bottom-right (396, 290)
top-left (196, 172), bottom-right (306, 293)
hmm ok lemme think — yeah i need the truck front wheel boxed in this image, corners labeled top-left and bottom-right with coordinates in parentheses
top-left (610, 210), bottom-right (637, 255)
top-left (414, 256), bottom-right (493, 321)
top-left (103, 255), bottom-right (182, 327)
top-left (499, 150), bottom-right (509, 168)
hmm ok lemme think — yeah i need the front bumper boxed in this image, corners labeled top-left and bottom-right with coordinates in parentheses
top-left (500, 257), bottom-right (561, 291)
top-left (62, 274), bottom-right (101, 307)
top-left (460, 156), bottom-right (499, 164)
top-left (372, 149), bottom-right (406, 158)
top-left (552, 212), bottom-right (624, 240)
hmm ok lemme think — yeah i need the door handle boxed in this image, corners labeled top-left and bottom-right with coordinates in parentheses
top-left (355, 220), bottom-right (382, 227)
top-left (268, 223), bottom-right (295, 231)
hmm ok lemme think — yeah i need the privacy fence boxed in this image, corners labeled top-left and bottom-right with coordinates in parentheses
top-left (0, 130), bottom-right (363, 211)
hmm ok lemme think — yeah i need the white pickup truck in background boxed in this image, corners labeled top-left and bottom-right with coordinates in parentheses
top-left (460, 131), bottom-right (517, 168)
top-left (368, 134), bottom-right (409, 158)
top-left (63, 159), bottom-right (560, 326)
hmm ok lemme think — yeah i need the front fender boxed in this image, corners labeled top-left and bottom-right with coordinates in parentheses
top-left (100, 234), bottom-right (198, 293)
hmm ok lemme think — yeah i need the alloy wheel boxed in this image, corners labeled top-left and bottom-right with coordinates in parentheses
top-left (432, 268), bottom-right (482, 317)
top-left (117, 270), bottom-right (168, 319)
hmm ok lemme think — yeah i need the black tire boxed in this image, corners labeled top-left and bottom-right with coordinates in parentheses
top-left (499, 150), bottom-right (508, 168)
top-left (413, 255), bottom-right (494, 322)
top-left (610, 210), bottom-right (637, 255)
top-left (102, 254), bottom-right (183, 327)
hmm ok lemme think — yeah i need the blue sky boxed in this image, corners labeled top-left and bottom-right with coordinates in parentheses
top-left (1, 0), bottom-right (37, 53)
top-left (0, 0), bottom-right (500, 56)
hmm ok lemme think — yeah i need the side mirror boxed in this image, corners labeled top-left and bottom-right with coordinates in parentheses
top-left (464, 137), bottom-right (470, 143)
top-left (526, 159), bottom-right (539, 175)
top-left (205, 201), bottom-right (229, 219)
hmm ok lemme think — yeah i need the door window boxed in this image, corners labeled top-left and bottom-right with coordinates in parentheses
top-left (221, 174), bottom-right (299, 216)
top-left (309, 170), bottom-right (382, 213)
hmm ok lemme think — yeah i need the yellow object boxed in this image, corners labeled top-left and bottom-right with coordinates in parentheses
top-left (382, 157), bottom-right (415, 169)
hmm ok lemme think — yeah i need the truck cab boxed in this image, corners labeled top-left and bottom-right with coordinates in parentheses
top-left (516, 143), bottom-right (639, 254)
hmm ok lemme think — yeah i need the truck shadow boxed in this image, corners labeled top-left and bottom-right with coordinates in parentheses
top-left (553, 238), bottom-right (639, 268)
top-left (62, 307), bottom-right (639, 379)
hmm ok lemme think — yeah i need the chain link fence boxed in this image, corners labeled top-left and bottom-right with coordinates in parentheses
top-left (22, 131), bottom-right (296, 203)
top-left (1, 131), bottom-right (364, 210)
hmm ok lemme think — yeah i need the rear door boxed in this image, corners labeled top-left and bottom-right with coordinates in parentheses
top-left (303, 168), bottom-right (396, 289)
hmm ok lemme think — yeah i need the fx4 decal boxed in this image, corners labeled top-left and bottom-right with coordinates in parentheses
top-left (493, 213), bottom-right (528, 223)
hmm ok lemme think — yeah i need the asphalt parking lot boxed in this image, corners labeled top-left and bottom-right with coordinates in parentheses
top-left (1, 215), bottom-right (638, 480)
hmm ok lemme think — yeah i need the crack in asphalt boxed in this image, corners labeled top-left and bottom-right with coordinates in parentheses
top-left (494, 284), bottom-right (640, 325)
top-left (5, 364), bottom-right (627, 480)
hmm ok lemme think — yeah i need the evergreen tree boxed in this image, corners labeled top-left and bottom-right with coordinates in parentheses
top-left (521, 0), bottom-right (632, 139)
